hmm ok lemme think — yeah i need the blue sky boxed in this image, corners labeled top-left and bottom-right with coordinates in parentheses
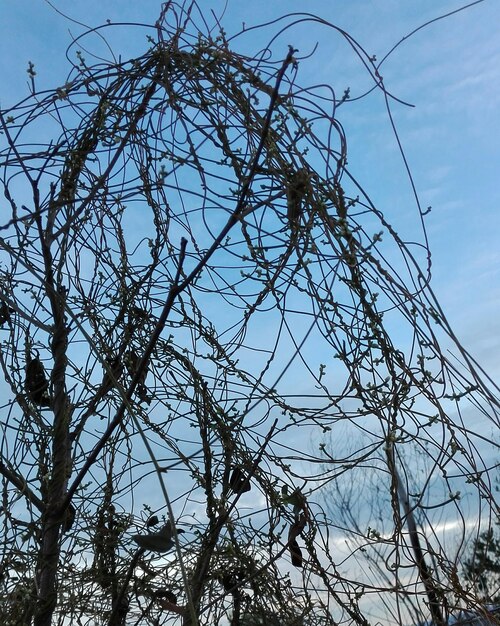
top-left (1, 0), bottom-right (498, 378)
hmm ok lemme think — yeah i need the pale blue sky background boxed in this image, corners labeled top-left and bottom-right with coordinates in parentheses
top-left (1, 0), bottom-right (498, 381)
top-left (1, 3), bottom-right (498, 622)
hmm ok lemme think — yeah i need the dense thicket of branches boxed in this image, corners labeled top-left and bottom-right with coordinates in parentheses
top-left (0, 2), bottom-right (498, 625)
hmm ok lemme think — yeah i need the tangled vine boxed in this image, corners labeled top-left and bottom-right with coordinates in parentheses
top-left (0, 2), bottom-right (498, 625)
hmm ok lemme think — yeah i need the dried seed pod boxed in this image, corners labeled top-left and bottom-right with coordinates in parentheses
top-left (25, 351), bottom-right (51, 407)
top-left (286, 168), bottom-right (310, 227)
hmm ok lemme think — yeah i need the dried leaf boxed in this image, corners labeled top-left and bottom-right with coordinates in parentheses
top-left (62, 503), bottom-right (76, 533)
top-left (146, 514), bottom-right (159, 528)
top-left (155, 589), bottom-right (177, 604)
top-left (132, 522), bottom-right (184, 553)
top-left (25, 352), bottom-right (51, 407)
top-left (100, 356), bottom-right (123, 395)
top-left (0, 301), bottom-right (14, 327)
top-left (229, 467), bottom-right (251, 494)
top-left (289, 538), bottom-right (303, 568)
top-left (125, 350), bottom-right (151, 403)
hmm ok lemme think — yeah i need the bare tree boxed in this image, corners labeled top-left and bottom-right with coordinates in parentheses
top-left (322, 428), bottom-right (499, 624)
top-left (0, 2), bottom-right (498, 625)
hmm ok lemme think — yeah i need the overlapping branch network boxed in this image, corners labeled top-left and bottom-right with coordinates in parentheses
top-left (0, 2), bottom-right (497, 625)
